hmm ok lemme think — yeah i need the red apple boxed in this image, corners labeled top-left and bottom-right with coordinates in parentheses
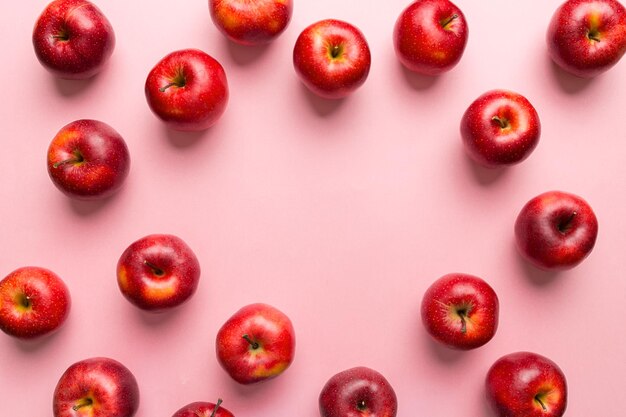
top-left (547, 0), bottom-right (626, 78)
top-left (209, 0), bottom-right (293, 45)
top-left (460, 90), bottom-right (541, 168)
top-left (53, 357), bottom-right (140, 417)
top-left (293, 19), bottom-right (371, 99)
top-left (47, 119), bottom-right (130, 200)
top-left (421, 273), bottom-right (498, 350)
top-left (33, 0), bottom-right (115, 79)
top-left (216, 303), bottom-right (295, 384)
top-left (486, 352), bottom-right (567, 417)
top-left (145, 49), bottom-right (229, 131)
top-left (393, 0), bottom-right (468, 75)
top-left (319, 367), bottom-right (398, 417)
top-left (117, 234), bottom-right (201, 311)
top-left (0, 267), bottom-right (70, 339)
top-left (172, 399), bottom-right (234, 417)
top-left (515, 191), bottom-right (599, 270)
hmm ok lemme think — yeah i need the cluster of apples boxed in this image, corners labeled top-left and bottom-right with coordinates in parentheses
top-left (0, 0), bottom-right (624, 416)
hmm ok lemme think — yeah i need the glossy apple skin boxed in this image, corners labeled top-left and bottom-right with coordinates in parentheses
top-left (421, 273), bottom-right (498, 350)
top-left (33, 0), bottom-right (115, 79)
top-left (53, 357), bottom-right (140, 417)
top-left (47, 119), bottom-right (130, 200)
top-left (319, 367), bottom-right (398, 417)
top-left (515, 191), bottom-right (598, 270)
top-left (216, 303), bottom-right (295, 384)
top-left (393, 0), bottom-right (468, 75)
top-left (0, 267), bottom-right (70, 339)
top-left (547, 0), bottom-right (626, 78)
top-left (145, 49), bottom-right (229, 131)
top-left (172, 400), bottom-right (234, 417)
top-left (293, 19), bottom-right (371, 99)
top-left (209, 0), bottom-right (293, 45)
top-left (117, 234), bottom-right (201, 311)
top-left (461, 90), bottom-right (541, 168)
top-left (486, 352), bottom-right (567, 417)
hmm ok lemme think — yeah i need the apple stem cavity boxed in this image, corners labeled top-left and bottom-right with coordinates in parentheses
top-left (441, 14), bottom-right (459, 29)
top-left (534, 394), bottom-right (548, 411)
top-left (558, 212), bottom-right (577, 234)
top-left (143, 260), bottom-right (165, 276)
top-left (72, 397), bottom-right (93, 411)
top-left (209, 398), bottom-right (223, 417)
top-left (457, 309), bottom-right (468, 334)
top-left (330, 45), bottom-right (342, 59)
top-left (491, 116), bottom-right (510, 129)
top-left (18, 293), bottom-right (31, 308)
top-left (356, 399), bottom-right (367, 411)
top-left (587, 29), bottom-right (601, 42)
top-left (159, 71), bottom-right (187, 92)
top-left (242, 334), bottom-right (260, 349)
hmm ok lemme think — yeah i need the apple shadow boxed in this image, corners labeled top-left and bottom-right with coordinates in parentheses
top-left (512, 241), bottom-right (560, 286)
top-left (134, 306), bottom-right (188, 328)
top-left (225, 39), bottom-right (271, 66)
top-left (299, 84), bottom-right (345, 117)
top-left (165, 127), bottom-right (212, 149)
top-left (13, 328), bottom-right (63, 353)
top-left (462, 148), bottom-right (509, 185)
top-left (548, 57), bottom-right (594, 94)
top-left (400, 64), bottom-right (439, 90)
top-left (68, 194), bottom-right (116, 216)
top-left (52, 76), bottom-right (97, 97)
top-left (421, 328), bottom-right (467, 364)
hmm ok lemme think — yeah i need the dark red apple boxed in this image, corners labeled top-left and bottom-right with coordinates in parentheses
top-left (319, 367), bottom-right (398, 417)
top-left (47, 119), bottom-right (130, 200)
top-left (486, 352), bottom-right (567, 417)
top-left (547, 0), bottom-right (626, 78)
top-left (393, 0), bottom-right (468, 75)
top-left (117, 234), bottom-right (201, 311)
top-left (515, 191), bottom-right (599, 270)
top-left (145, 49), bottom-right (229, 131)
top-left (0, 266), bottom-right (70, 339)
top-left (172, 399), bottom-right (234, 417)
top-left (293, 19), bottom-right (371, 99)
top-left (33, 0), bottom-right (115, 79)
top-left (209, 0), bottom-right (293, 45)
top-left (53, 357), bottom-right (140, 417)
top-left (421, 273), bottom-right (499, 350)
top-left (461, 90), bottom-right (541, 168)
top-left (216, 303), bottom-right (295, 384)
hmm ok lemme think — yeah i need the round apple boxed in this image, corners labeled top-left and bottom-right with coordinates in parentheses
top-left (33, 0), bottom-right (115, 79)
top-left (53, 357), bottom-right (140, 417)
top-left (216, 303), bottom-right (295, 384)
top-left (47, 119), bottom-right (131, 200)
top-left (421, 273), bottom-right (499, 350)
top-left (393, 0), bottom-right (468, 75)
top-left (117, 234), bottom-right (201, 311)
top-left (0, 266), bottom-right (71, 339)
top-left (515, 191), bottom-right (599, 270)
top-left (460, 89), bottom-right (541, 168)
top-left (293, 19), bottom-right (371, 99)
top-left (172, 399), bottom-right (234, 417)
top-left (145, 49), bottom-right (229, 131)
top-left (319, 366), bottom-right (398, 417)
top-left (547, 0), bottom-right (626, 78)
top-left (486, 351), bottom-right (567, 417)
top-left (209, 0), bottom-right (293, 45)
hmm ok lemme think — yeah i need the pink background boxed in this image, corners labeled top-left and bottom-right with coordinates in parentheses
top-left (1, 0), bottom-right (625, 415)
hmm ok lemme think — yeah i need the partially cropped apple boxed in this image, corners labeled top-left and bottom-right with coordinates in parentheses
top-left (216, 303), bottom-right (295, 384)
top-left (117, 234), bottom-right (201, 311)
top-left (461, 90), bottom-right (541, 168)
top-left (47, 119), bottom-right (130, 200)
top-left (209, 0), bottom-right (293, 45)
top-left (319, 367), bottom-right (398, 417)
top-left (515, 191), bottom-right (599, 270)
top-left (421, 273), bottom-right (499, 350)
top-left (53, 357), bottom-right (140, 417)
top-left (145, 49), bottom-right (229, 131)
top-left (0, 266), bottom-right (71, 339)
top-left (393, 0), bottom-right (468, 75)
top-left (172, 399), bottom-right (234, 417)
top-left (33, 0), bottom-right (115, 79)
top-left (486, 352), bottom-right (567, 417)
top-left (293, 19), bottom-right (371, 99)
top-left (547, 0), bottom-right (626, 78)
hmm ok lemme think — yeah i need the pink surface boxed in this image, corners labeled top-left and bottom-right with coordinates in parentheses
top-left (1, 0), bottom-right (625, 415)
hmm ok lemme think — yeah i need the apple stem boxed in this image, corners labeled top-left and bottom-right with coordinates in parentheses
top-left (52, 155), bottom-right (83, 169)
top-left (159, 82), bottom-right (179, 92)
top-left (209, 398), bottom-right (223, 417)
top-left (535, 395), bottom-right (547, 411)
top-left (491, 116), bottom-right (509, 129)
top-left (356, 399), bottom-right (367, 411)
top-left (587, 29), bottom-right (601, 42)
top-left (441, 14), bottom-right (459, 28)
top-left (459, 311), bottom-right (467, 334)
top-left (143, 260), bottom-right (165, 276)
top-left (72, 397), bottom-right (93, 411)
top-left (18, 293), bottom-right (31, 308)
top-left (242, 334), bottom-right (260, 349)
top-left (330, 45), bottom-right (341, 58)
top-left (558, 212), bottom-right (577, 234)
